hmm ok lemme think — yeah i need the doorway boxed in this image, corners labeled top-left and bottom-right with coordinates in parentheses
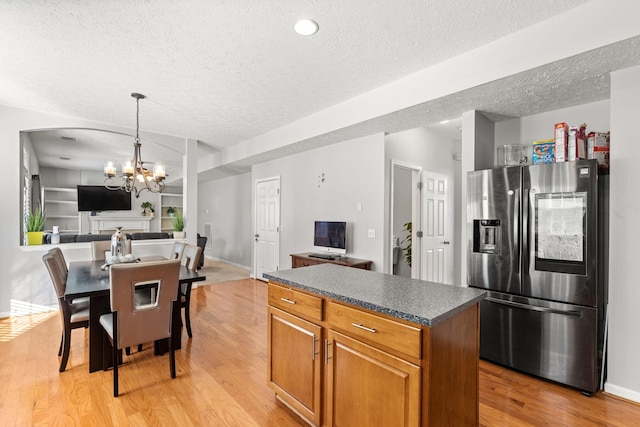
top-left (254, 176), bottom-right (280, 281)
top-left (390, 161), bottom-right (421, 277)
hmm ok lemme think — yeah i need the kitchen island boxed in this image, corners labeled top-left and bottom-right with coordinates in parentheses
top-left (264, 264), bottom-right (486, 427)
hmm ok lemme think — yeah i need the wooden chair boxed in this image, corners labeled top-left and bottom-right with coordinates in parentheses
top-left (99, 259), bottom-right (181, 397)
top-left (170, 241), bottom-right (185, 260)
top-left (42, 248), bottom-right (89, 372)
top-left (180, 244), bottom-right (203, 338)
top-left (91, 239), bottom-right (131, 261)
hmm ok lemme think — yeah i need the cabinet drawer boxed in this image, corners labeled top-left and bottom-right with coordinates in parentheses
top-left (327, 301), bottom-right (421, 359)
top-left (269, 283), bottom-right (323, 322)
top-left (292, 256), bottom-right (321, 268)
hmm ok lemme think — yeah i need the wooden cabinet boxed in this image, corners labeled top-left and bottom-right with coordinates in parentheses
top-left (268, 307), bottom-right (322, 426)
top-left (326, 330), bottom-right (421, 427)
top-left (267, 280), bottom-right (480, 427)
top-left (291, 253), bottom-right (372, 270)
top-left (41, 187), bottom-right (80, 233)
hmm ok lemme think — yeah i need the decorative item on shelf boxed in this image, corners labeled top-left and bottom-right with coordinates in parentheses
top-left (103, 93), bottom-right (166, 198)
top-left (25, 205), bottom-right (46, 245)
top-left (51, 226), bottom-right (60, 245)
top-left (140, 201), bottom-right (154, 216)
top-left (171, 210), bottom-right (185, 239)
top-left (167, 206), bottom-right (176, 217)
top-left (111, 227), bottom-right (130, 257)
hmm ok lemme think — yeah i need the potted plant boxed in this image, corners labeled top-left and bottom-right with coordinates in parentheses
top-left (26, 206), bottom-right (46, 245)
top-left (167, 206), bottom-right (176, 217)
top-left (140, 201), bottom-right (154, 216)
top-left (172, 210), bottom-right (185, 239)
top-left (401, 221), bottom-right (412, 267)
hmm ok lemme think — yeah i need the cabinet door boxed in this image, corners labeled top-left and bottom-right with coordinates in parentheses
top-left (326, 330), bottom-right (420, 427)
top-left (267, 307), bottom-right (322, 426)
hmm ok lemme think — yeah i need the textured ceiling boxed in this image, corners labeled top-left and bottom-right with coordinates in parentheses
top-left (4, 0), bottom-right (638, 181)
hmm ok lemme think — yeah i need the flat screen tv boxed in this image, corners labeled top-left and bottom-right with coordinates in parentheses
top-left (313, 221), bottom-right (347, 255)
top-left (77, 185), bottom-right (132, 212)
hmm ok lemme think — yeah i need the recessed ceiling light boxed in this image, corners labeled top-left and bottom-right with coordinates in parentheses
top-left (439, 120), bottom-right (450, 124)
top-left (294, 19), bottom-right (319, 36)
top-left (59, 157), bottom-right (71, 160)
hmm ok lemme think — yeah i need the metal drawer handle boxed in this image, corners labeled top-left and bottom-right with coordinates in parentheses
top-left (280, 297), bottom-right (296, 305)
top-left (351, 323), bottom-right (376, 333)
top-left (485, 297), bottom-right (582, 317)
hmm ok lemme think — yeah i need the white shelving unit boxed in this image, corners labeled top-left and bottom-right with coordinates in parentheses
top-left (159, 192), bottom-right (183, 233)
top-left (41, 186), bottom-right (80, 233)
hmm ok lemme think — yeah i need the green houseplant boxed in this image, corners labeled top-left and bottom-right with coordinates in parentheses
top-left (167, 206), bottom-right (176, 217)
top-left (400, 221), bottom-right (412, 267)
top-left (140, 201), bottom-right (154, 216)
top-left (171, 210), bottom-right (185, 239)
top-left (26, 206), bottom-right (46, 245)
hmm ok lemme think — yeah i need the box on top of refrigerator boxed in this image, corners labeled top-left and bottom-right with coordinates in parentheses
top-left (554, 122), bottom-right (568, 162)
top-left (532, 139), bottom-right (555, 164)
top-left (587, 131), bottom-right (610, 169)
top-left (568, 124), bottom-right (587, 161)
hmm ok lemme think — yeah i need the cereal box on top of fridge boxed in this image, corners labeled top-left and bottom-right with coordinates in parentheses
top-left (532, 139), bottom-right (555, 164)
top-left (567, 123), bottom-right (587, 161)
top-left (587, 131), bottom-right (610, 170)
top-left (554, 122), bottom-right (568, 162)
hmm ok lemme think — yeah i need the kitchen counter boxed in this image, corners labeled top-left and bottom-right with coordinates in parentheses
top-left (263, 263), bottom-right (486, 327)
top-left (265, 263), bottom-right (486, 426)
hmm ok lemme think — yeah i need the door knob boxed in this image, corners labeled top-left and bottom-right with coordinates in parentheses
top-left (442, 241), bottom-right (450, 245)
top-left (254, 234), bottom-right (259, 241)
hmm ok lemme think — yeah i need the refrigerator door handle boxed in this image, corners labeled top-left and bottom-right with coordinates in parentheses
top-left (485, 296), bottom-right (583, 318)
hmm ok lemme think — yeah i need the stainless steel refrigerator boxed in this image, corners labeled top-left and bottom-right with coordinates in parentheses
top-left (467, 159), bottom-right (608, 394)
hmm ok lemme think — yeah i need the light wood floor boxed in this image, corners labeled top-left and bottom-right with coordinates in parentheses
top-left (1, 278), bottom-right (638, 426)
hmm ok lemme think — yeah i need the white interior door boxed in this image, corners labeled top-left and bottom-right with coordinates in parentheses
top-left (255, 177), bottom-right (280, 281)
top-left (420, 171), bottom-right (451, 284)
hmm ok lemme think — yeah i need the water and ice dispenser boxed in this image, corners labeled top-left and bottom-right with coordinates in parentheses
top-left (472, 219), bottom-right (501, 255)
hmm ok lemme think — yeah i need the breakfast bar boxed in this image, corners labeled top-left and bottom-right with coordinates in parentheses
top-left (264, 264), bottom-right (486, 427)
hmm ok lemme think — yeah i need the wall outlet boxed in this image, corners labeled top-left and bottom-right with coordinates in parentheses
top-left (368, 229), bottom-right (375, 238)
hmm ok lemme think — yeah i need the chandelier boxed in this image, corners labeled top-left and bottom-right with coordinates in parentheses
top-left (104, 93), bottom-right (165, 198)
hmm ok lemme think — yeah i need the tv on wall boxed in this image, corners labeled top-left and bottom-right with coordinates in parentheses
top-left (77, 185), bottom-right (132, 212)
top-left (313, 221), bottom-right (347, 255)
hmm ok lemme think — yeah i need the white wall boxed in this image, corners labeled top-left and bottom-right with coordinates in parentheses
top-left (197, 172), bottom-right (252, 267)
top-left (385, 126), bottom-right (460, 283)
top-left (606, 65), bottom-right (640, 402)
top-left (252, 133), bottom-right (386, 271)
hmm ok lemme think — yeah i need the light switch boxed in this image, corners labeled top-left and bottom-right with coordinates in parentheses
top-left (357, 202), bottom-right (362, 211)
top-left (368, 229), bottom-right (375, 238)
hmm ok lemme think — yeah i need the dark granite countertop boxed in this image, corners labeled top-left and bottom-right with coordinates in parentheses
top-left (264, 264), bottom-right (486, 327)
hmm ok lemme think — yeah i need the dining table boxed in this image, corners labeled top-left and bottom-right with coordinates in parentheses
top-left (65, 256), bottom-right (206, 373)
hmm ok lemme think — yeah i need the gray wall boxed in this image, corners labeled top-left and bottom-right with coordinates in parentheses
top-left (252, 133), bottom-right (386, 271)
top-left (197, 172), bottom-right (252, 267)
top-left (608, 65), bottom-right (640, 402)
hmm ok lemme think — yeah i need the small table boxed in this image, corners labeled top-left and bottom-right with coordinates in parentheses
top-left (66, 258), bottom-right (206, 373)
top-left (291, 252), bottom-right (372, 270)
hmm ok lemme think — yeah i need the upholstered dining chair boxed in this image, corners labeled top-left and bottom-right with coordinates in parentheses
top-left (91, 239), bottom-right (132, 261)
top-left (42, 248), bottom-right (89, 372)
top-left (170, 241), bottom-right (185, 260)
top-left (179, 244), bottom-right (203, 338)
top-left (99, 259), bottom-right (181, 397)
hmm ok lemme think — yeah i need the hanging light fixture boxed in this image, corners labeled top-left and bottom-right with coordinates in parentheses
top-left (104, 93), bottom-right (165, 198)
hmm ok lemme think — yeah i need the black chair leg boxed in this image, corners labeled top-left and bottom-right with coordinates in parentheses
top-left (59, 326), bottom-right (71, 372)
top-left (58, 333), bottom-right (63, 356)
top-left (113, 341), bottom-right (119, 397)
top-left (185, 304), bottom-right (192, 339)
top-left (169, 335), bottom-right (176, 379)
